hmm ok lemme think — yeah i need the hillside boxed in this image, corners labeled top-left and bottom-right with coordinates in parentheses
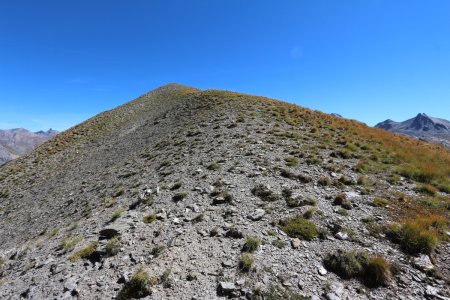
top-left (0, 84), bottom-right (449, 299)
top-left (0, 128), bottom-right (58, 165)
top-left (376, 113), bottom-right (450, 148)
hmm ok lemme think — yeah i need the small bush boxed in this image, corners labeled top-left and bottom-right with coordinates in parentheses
top-left (303, 208), bottom-right (316, 219)
top-left (239, 253), bottom-right (254, 272)
top-left (272, 240), bottom-right (287, 249)
top-left (111, 208), bottom-right (125, 222)
top-left (324, 249), bottom-right (391, 286)
top-left (387, 219), bottom-right (440, 254)
top-left (337, 208), bottom-right (349, 216)
top-left (284, 156), bottom-right (299, 167)
top-left (339, 176), bottom-right (355, 185)
top-left (318, 177), bottom-right (331, 186)
top-left (251, 185), bottom-right (279, 202)
top-left (117, 269), bottom-right (152, 300)
top-left (364, 256), bottom-right (392, 287)
top-left (333, 193), bottom-right (352, 209)
top-left (207, 162), bottom-right (221, 170)
top-left (0, 257), bottom-right (5, 266)
top-left (242, 237), bottom-right (261, 253)
top-left (281, 216), bottom-right (318, 240)
top-left (68, 242), bottom-right (99, 262)
top-left (105, 237), bottom-right (121, 256)
top-left (143, 214), bottom-right (157, 224)
top-left (324, 249), bottom-right (367, 279)
top-left (61, 236), bottom-right (83, 253)
top-left (160, 268), bottom-right (172, 288)
top-left (416, 184), bottom-right (438, 196)
top-left (151, 245), bottom-right (165, 257)
top-left (372, 197), bottom-right (389, 207)
top-left (172, 191), bottom-right (188, 202)
top-left (47, 228), bottom-right (59, 238)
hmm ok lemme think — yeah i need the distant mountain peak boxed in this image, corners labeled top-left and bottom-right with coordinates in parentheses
top-left (375, 113), bottom-right (450, 147)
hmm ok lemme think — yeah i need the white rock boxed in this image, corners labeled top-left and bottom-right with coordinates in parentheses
top-left (414, 255), bottom-right (434, 272)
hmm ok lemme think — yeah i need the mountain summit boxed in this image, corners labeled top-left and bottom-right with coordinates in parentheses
top-left (375, 113), bottom-right (450, 147)
top-left (0, 85), bottom-right (449, 299)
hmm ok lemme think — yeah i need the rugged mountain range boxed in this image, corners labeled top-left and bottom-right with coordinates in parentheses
top-left (375, 113), bottom-right (450, 148)
top-left (0, 128), bottom-right (58, 165)
top-left (0, 84), bottom-right (449, 299)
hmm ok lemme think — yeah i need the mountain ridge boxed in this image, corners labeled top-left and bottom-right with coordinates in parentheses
top-left (0, 84), bottom-right (449, 299)
top-left (375, 113), bottom-right (450, 148)
top-left (0, 127), bottom-right (59, 165)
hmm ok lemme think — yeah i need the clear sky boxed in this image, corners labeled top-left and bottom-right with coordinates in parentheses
top-left (1, 0), bottom-right (449, 131)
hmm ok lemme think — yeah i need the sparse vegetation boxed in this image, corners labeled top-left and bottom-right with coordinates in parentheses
top-left (324, 249), bottom-right (391, 287)
top-left (111, 208), bottom-right (125, 222)
top-left (105, 237), bottom-right (121, 256)
top-left (143, 214), bottom-right (157, 224)
top-left (333, 193), bottom-right (352, 209)
top-left (387, 215), bottom-right (447, 254)
top-left (271, 239), bottom-right (287, 249)
top-left (117, 268), bottom-right (152, 300)
top-left (207, 162), bottom-right (221, 170)
top-left (252, 184), bottom-right (279, 202)
top-left (284, 156), bottom-right (299, 167)
top-left (281, 216), bottom-right (318, 240)
top-left (372, 197), bottom-right (389, 207)
top-left (242, 237), bottom-right (261, 253)
top-left (68, 242), bottom-right (99, 262)
top-left (61, 235), bottom-right (83, 253)
top-left (239, 253), bottom-right (254, 272)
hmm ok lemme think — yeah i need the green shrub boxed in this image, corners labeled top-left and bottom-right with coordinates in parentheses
top-left (388, 221), bottom-right (438, 254)
top-left (143, 214), bottom-right (157, 224)
top-left (61, 236), bottom-right (83, 253)
top-left (284, 156), bottom-right (299, 167)
top-left (337, 208), bottom-right (349, 216)
top-left (207, 162), bottom-right (221, 170)
top-left (339, 176), bottom-right (355, 185)
top-left (47, 228), bottom-right (59, 238)
top-left (239, 253), bottom-right (254, 272)
top-left (117, 269), bottom-right (152, 300)
top-left (251, 184), bottom-right (279, 202)
top-left (303, 208), bottom-right (316, 219)
top-left (105, 237), bottom-right (121, 256)
top-left (325, 249), bottom-right (392, 287)
top-left (281, 217), bottom-right (318, 240)
top-left (111, 208), bottom-right (125, 222)
top-left (372, 197), bottom-right (389, 207)
top-left (333, 193), bottom-right (352, 209)
top-left (271, 240), bottom-right (287, 249)
top-left (317, 177), bottom-right (331, 186)
top-left (416, 184), bottom-right (438, 196)
top-left (364, 256), bottom-right (392, 287)
top-left (242, 237), bottom-right (261, 253)
top-left (68, 242), bottom-right (98, 262)
top-left (324, 249), bottom-right (367, 279)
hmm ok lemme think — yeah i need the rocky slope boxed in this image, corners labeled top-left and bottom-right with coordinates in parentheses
top-left (375, 113), bottom-right (450, 148)
top-left (0, 128), bottom-right (58, 165)
top-left (0, 84), bottom-right (449, 299)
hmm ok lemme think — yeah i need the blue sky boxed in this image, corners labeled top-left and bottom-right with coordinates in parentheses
top-left (0, 0), bottom-right (449, 131)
